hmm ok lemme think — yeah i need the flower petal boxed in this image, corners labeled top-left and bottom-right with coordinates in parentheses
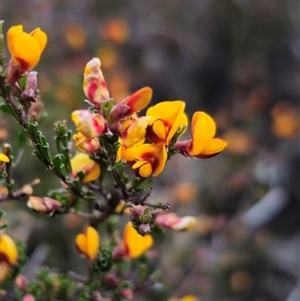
top-left (123, 222), bottom-right (153, 258)
top-left (125, 87), bottom-right (152, 115)
top-left (0, 234), bottom-right (18, 265)
top-left (188, 112), bottom-right (216, 156)
top-left (0, 153), bottom-right (9, 163)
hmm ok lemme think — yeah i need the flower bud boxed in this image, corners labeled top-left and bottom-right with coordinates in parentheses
top-left (23, 294), bottom-right (36, 301)
top-left (120, 288), bottom-right (133, 300)
top-left (21, 71), bottom-right (38, 101)
top-left (103, 274), bottom-right (118, 289)
top-left (156, 213), bottom-right (196, 231)
top-left (27, 196), bottom-right (61, 214)
top-left (73, 132), bottom-right (101, 154)
top-left (71, 110), bottom-right (107, 139)
top-left (83, 58), bottom-right (110, 106)
top-left (15, 274), bottom-right (28, 291)
top-left (138, 223), bottom-right (151, 235)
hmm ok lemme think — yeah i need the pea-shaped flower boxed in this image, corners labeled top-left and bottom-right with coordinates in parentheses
top-left (6, 25), bottom-right (47, 84)
top-left (175, 111), bottom-right (227, 158)
top-left (75, 226), bottom-right (99, 260)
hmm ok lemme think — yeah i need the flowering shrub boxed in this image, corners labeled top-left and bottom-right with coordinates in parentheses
top-left (0, 23), bottom-right (226, 300)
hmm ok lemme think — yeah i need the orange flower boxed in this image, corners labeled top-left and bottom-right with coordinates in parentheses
top-left (132, 142), bottom-right (167, 177)
top-left (175, 112), bottom-right (227, 158)
top-left (75, 226), bottom-right (99, 260)
top-left (83, 58), bottom-right (110, 106)
top-left (110, 87), bottom-right (152, 121)
top-left (6, 25), bottom-right (47, 83)
top-left (71, 153), bottom-right (100, 183)
top-left (122, 222), bottom-right (153, 258)
top-left (73, 132), bottom-right (101, 154)
top-left (146, 101), bottom-right (188, 145)
top-left (71, 110), bottom-right (107, 139)
top-left (0, 234), bottom-right (18, 265)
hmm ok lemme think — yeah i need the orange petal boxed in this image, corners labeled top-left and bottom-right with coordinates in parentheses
top-left (75, 226), bottom-right (99, 260)
top-left (86, 226), bottom-right (100, 260)
top-left (188, 112), bottom-right (216, 156)
top-left (30, 28), bottom-right (47, 53)
top-left (0, 234), bottom-right (18, 265)
top-left (125, 87), bottom-right (152, 115)
top-left (199, 138), bottom-right (227, 156)
top-left (123, 222), bottom-right (153, 258)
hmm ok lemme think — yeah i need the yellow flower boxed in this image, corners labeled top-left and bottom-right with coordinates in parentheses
top-left (132, 142), bottom-right (167, 177)
top-left (118, 116), bottom-right (149, 148)
top-left (71, 153), bottom-right (100, 183)
top-left (6, 25), bottom-right (47, 72)
top-left (175, 112), bottom-right (227, 158)
top-left (75, 226), bottom-right (99, 260)
top-left (146, 101), bottom-right (188, 145)
top-left (122, 222), bottom-right (153, 258)
top-left (0, 153), bottom-right (9, 163)
top-left (0, 234), bottom-right (18, 265)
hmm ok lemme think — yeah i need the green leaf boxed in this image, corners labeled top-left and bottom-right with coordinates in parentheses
top-left (18, 129), bottom-right (28, 148)
top-left (132, 176), bottom-right (153, 191)
top-left (18, 76), bottom-right (27, 90)
top-left (108, 160), bottom-right (126, 172)
top-left (0, 102), bottom-right (18, 119)
top-left (52, 154), bottom-right (65, 171)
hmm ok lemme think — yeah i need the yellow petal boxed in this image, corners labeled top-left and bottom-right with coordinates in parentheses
top-left (200, 138), bottom-right (227, 155)
top-left (30, 28), bottom-right (47, 52)
top-left (123, 222), bottom-right (153, 258)
top-left (139, 162), bottom-right (153, 178)
top-left (75, 233), bottom-right (87, 256)
top-left (0, 234), bottom-right (18, 265)
top-left (0, 153), bottom-right (9, 163)
top-left (152, 119), bottom-right (167, 141)
top-left (147, 101), bottom-right (186, 144)
top-left (75, 227), bottom-right (99, 260)
top-left (82, 162), bottom-right (101, 183)
top-left (188, 112), bottom-right (216, 156)
top-left (6, 25), bottom-right (47, 71)
top-left (86, 226), bottom-right (100, 260)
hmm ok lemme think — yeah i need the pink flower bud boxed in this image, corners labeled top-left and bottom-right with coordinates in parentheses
top-left (103, 274), bottom-right (118, 288)
top-left (27, 196), bottom-right (61, 214)
top-left (23, 294), bottom-right (36, 301)
top-left (15, 274), bottom-right (28, 290)
top-left (120, 288), bottom-right (133, 300)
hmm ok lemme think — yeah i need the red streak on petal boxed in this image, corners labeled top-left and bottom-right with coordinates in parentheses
top-left (87, 81), bottom-right (98, 101)
top-left (15, 57), bottom-right (30, 72)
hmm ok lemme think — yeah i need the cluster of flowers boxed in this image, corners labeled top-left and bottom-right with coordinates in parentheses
top-left (70, 57), bottom-right (227, 181)
top-left (1, 24), bottom-right (226, 295)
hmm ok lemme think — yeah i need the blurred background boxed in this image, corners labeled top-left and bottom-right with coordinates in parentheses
top-left (1, 0), bottom-right (299, 300)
